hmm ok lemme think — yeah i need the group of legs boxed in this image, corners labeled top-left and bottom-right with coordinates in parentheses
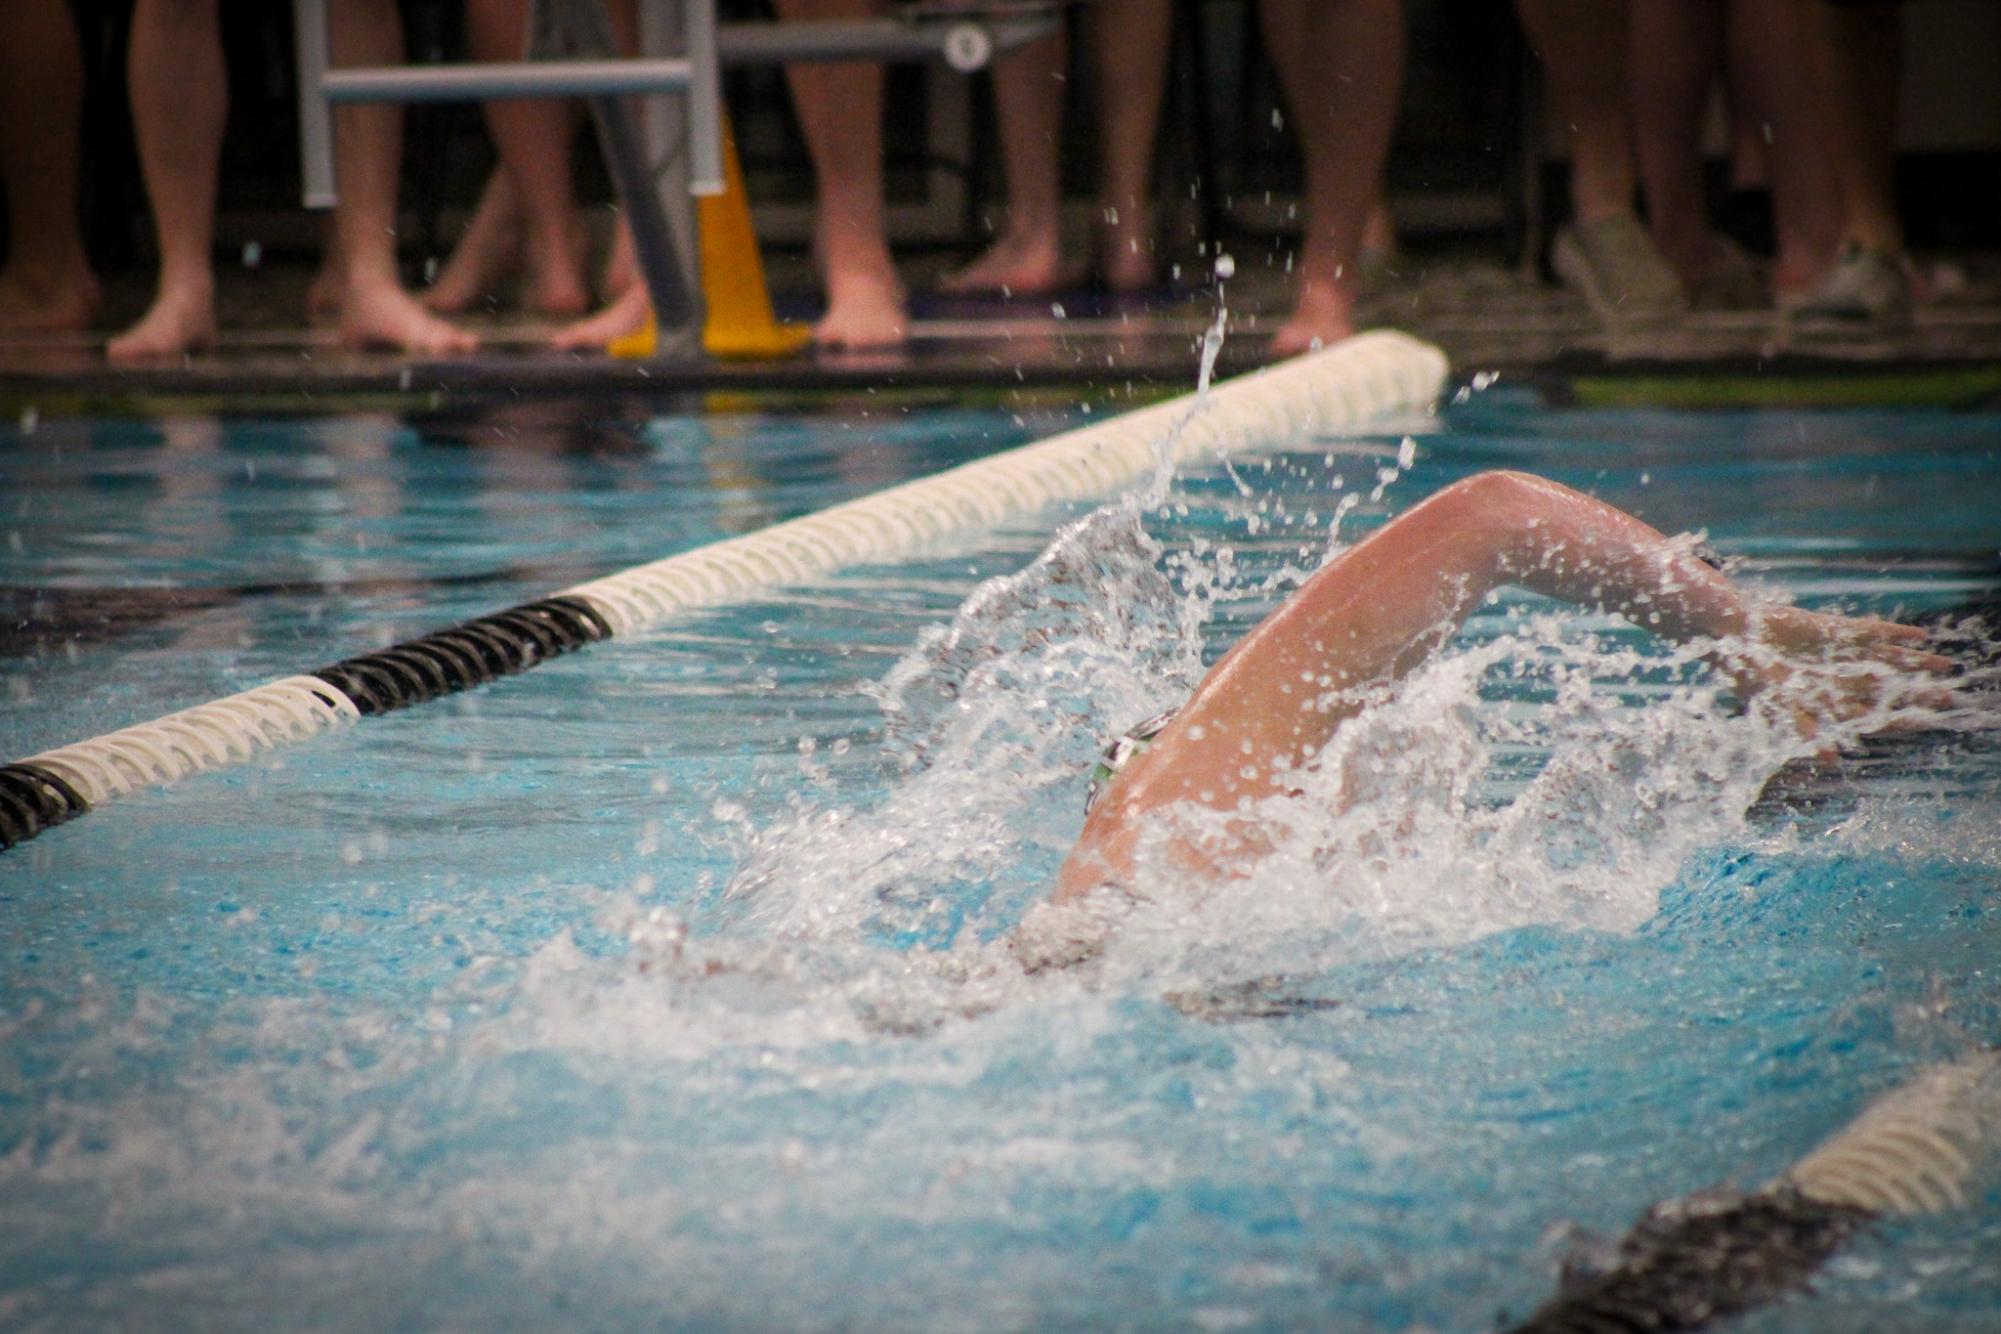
top-left (0, 0), bottom-right (1405, 358)
top-left (0, 0), bottom-right (1919, 358)
top-left (0, 0), bottom-right (479, 360)
top-left (1526, 0), bottom-right (1914, 331)
top-left (940, 0), bottom-right (1401, 356)
top-left (457, 0), bottom-right (1402, 355)
top-left (943, 0), bottom-right (1915, 350)
top-left (0, 0), bottom-right (903, 357)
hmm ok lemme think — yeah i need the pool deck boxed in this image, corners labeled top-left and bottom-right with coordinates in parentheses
top-left (5, 249), bottom-right (2001, 408)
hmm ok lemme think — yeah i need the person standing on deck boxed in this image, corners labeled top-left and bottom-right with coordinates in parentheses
top-left (109, 0), bottom-right (478, 361)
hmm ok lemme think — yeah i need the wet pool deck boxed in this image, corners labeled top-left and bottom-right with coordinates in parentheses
top-left (5, 250), bottom-right (2001, 409)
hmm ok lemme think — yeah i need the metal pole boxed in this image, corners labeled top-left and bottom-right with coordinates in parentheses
top-left (589, 93), bottom-right (696, 338)
top-left (714, 14), bottom-right (1055, 66)
top-left (293, 0), bottom-right (337, 208)
top-left (321, 58), bottom-right (696, 103)
top-left (685, 0), bottom-right (723, 196)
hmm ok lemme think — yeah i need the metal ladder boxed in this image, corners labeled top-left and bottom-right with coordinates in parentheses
top-left (293, 0), bottom-right (1063, 359)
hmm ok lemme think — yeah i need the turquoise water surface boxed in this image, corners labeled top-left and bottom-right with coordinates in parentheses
top-left (2, 388), bottom-right (1998, 1331)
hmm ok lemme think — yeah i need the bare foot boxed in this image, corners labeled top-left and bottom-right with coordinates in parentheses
top-left (1268, 277), bottom-right (1355, 359)
top-left (0, 265), bottom-right (100, 333)
top-left (550, 283), bottom-right (652, 352)
top-left (816, 266), bottom-right (907, 349)
top-left (1096, 205), bottom-right (1155, 293)
top-left (106, 281), bottom-right (217, 362)
top-left (937, 233), bottom-right (1082, 297)
top-left (339, 276), bottom-right (478, 354)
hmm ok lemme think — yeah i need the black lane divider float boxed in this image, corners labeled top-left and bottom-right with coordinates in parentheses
top-left (1506, 1047), bottom-right (2001, 1332)
top-left (0, 594), bottom-right (613, 850)
top-left (0, 763), bottom-right (91, 851)
top-left (1506, 1188), bottom-right (1870, 1333)
top-left (312, 594), bottom-right (612, 714)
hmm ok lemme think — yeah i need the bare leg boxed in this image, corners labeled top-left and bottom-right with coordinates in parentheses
top-left (109, 0), bottom-right (225, 361)
top-left (1089, 0), bottom-right (1171, 291)
top-left (545, 1), bottom-right (650, 348)
top-left (1061, 470), bottom-right (1948, 899)
top-left (326, 0), bottom-right (477, 353)
top-left (424, 166), bottom-right (523, 313)
top-left (1725, 0), bottom-right (1841, 297)
top-left (1810, 0), bottom-right (1904, 256)
top-left (1361, 196), bottom-right (1397, 261)
top-left (771, 0), bottom-right (906, 348)
top-left (938, 28), bottom-right (1076, 296)
top-left (1520, 0), bottom-right (1685, 325)
top-left (0, 0), bottom-right (99, 332)
top-left (599, 210), bottom-right (641, 299)
top-left (1629, 0), bottom-right (1724, 286)
top-left (595, 0), bottom-right (643, 304)
top-left (461, 0), bottom-right (591, 317)
top-left (307, 223), bottom-right (345, 320)
top-left (1518, 0), bottom-right (1638, 226)
top-left (1257, 0), bottom-right (1404, 356)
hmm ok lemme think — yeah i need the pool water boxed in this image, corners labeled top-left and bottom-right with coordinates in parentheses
top-left (2, 388), bottom-right (1998, 1331)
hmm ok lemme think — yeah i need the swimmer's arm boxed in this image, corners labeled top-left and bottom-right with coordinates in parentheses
top-left (1478, 473), bottom-right (1947, 704)
top-left (1057, 470), bottom-right (1948, 901)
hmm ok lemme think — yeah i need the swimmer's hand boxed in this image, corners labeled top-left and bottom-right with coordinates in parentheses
top-left (1715, 606), bottom-right (1959, 738)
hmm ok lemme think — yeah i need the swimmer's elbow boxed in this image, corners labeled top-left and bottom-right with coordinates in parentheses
top-left (1439, 469), bottom-right (1551, 518)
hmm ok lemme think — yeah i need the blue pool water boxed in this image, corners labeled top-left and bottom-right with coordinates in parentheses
top-left (2, 388), bottom-right (1999, 1331)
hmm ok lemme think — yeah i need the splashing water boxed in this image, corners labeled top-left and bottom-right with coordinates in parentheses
top-left (724, 498), bottom-right (1205, 950)
top-left (712, 447), bottom-right (1985, 1013)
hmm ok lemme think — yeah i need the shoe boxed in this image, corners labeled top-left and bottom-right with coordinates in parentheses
top-left (1551, 215), bottom-right (1689, 329)
top-left (1789, 244), bottom-right (1915, 338)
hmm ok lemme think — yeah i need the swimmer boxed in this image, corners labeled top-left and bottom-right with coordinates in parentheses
top-left (1054, 470), bottom-right (1958, 909)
